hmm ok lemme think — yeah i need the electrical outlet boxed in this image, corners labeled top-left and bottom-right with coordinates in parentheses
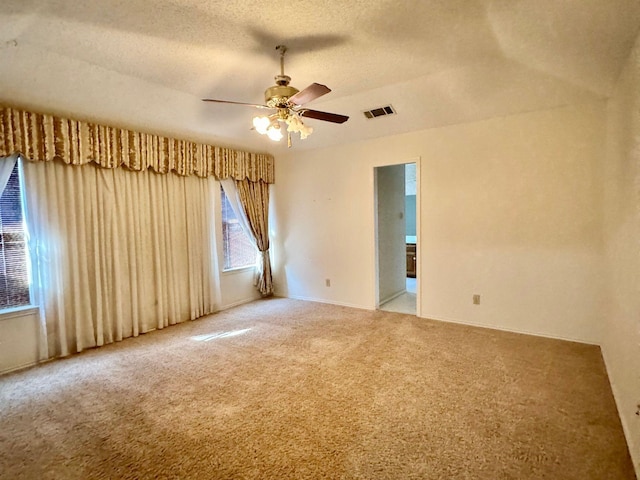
top-left (325, 279), bottom-right (331, 287)
top-left (473, 294), bottom-right (480, 305)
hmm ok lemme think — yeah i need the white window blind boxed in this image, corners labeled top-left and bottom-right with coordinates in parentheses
top-left (220, 186), bottom-right (256, 270)
top-left (0, 162), bottom-right (31, 310)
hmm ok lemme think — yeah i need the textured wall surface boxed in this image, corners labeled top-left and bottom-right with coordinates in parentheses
top-left (603, 29), bottom-right (640, 475)
top-left (376, 164), bottom-right (406, 304)
top-left (273, 101), bottom-right (606, 343)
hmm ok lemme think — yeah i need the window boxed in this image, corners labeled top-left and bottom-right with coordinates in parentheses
top-left (220, 186), bottom-right (256, 270)
top-left (0, 161), bottom-right (32, 310)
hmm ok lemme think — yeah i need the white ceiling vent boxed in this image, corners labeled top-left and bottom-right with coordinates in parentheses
top-left (363, 105), bottom-right (396, 119)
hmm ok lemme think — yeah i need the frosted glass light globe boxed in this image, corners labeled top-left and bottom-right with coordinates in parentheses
top-left (266, 124), bottom-right (283, 141)
top-left (252, 116), bottom-right (270, 135)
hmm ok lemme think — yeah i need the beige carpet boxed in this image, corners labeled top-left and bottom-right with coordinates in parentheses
top-left (0, 298), bottom-right (634, 479)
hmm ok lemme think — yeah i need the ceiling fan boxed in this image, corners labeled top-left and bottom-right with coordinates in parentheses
top-left (202, 45), bottom-right (349, 147)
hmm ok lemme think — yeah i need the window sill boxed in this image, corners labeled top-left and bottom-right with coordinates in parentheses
top-left (221, 265), bottom-right (256, 276)
top-left (0, 305), bottom-right (39, 321)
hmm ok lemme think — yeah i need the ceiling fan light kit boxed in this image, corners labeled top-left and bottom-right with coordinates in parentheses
top-left (203, 45), bottom-right (348, 147)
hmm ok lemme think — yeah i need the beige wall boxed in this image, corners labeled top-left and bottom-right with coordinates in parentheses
top-left (272, 101), bottom-right (606, 344)
top-left (219, 269), bottom-right (262, 310)
top-left (602, 30), bottom-right (640, 474)
top-left (376, 164), bottom-right (407, 304)
top-left (0, 309), bottom-right (40, 374)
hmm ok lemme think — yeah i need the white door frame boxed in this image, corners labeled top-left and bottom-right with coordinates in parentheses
top-left (372, 156), bottom-right (421, 317)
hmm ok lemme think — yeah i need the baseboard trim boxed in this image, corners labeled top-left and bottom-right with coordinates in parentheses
top-left (281, 294), bottom-right (371, 311)
top-left (278, 297), bottom-right (599, 345)
top-left (219, 296), bottom-right (261, 311)
top-left (600, 346), bottom-right (640, 477)
top-left (379, 289), bottom-right (407, 306)
top-left (420, 313), bottom-right (599, 346)
top-left (0, 358), bottom-right (49, 376)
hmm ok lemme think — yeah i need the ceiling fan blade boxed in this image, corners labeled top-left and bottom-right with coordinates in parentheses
top-left (298, 109), bottom-right (349, 124)
top-left (289, 83), bottom-right (331, 106)
top-left (202, 99), bottom-right (272, 110)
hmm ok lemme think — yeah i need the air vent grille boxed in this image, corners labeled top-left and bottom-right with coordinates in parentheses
top-left (363, 105), bottom-right (396, 119)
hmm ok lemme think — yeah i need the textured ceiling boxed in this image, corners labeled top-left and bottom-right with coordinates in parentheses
top-left (1, 0), bottom-right (639, 153)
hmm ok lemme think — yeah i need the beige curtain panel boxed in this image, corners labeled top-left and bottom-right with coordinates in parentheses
top-left (0, 106), bottom-right (274, 183)
top-left (24, 160), bottom-right (220, 358)
top-left (236, 179), bottom-right (273, 296)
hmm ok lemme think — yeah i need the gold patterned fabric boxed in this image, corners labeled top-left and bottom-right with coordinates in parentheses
top-left (0, 106), bottom-right (274, 183)
top-left (235, 179), bottom-right (273, 296)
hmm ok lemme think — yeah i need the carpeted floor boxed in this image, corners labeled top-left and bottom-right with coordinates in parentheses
top-left (0, 298), bottom-right (634, 479)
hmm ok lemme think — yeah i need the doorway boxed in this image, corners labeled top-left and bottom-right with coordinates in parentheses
top-left (375, 161), bottom-right (418, 315)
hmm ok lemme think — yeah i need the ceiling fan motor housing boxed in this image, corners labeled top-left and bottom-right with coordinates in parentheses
top-left (265, 84), bottom-right (299, 108)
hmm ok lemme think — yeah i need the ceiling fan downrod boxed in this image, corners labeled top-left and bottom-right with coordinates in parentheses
top-left (265, 45), bottom-right (298, 107)
top-left (274, 44), bottom-right (291, 86)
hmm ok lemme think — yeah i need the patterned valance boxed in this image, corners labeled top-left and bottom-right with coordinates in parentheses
top-left (0, 106), bottom-right (274, 183)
